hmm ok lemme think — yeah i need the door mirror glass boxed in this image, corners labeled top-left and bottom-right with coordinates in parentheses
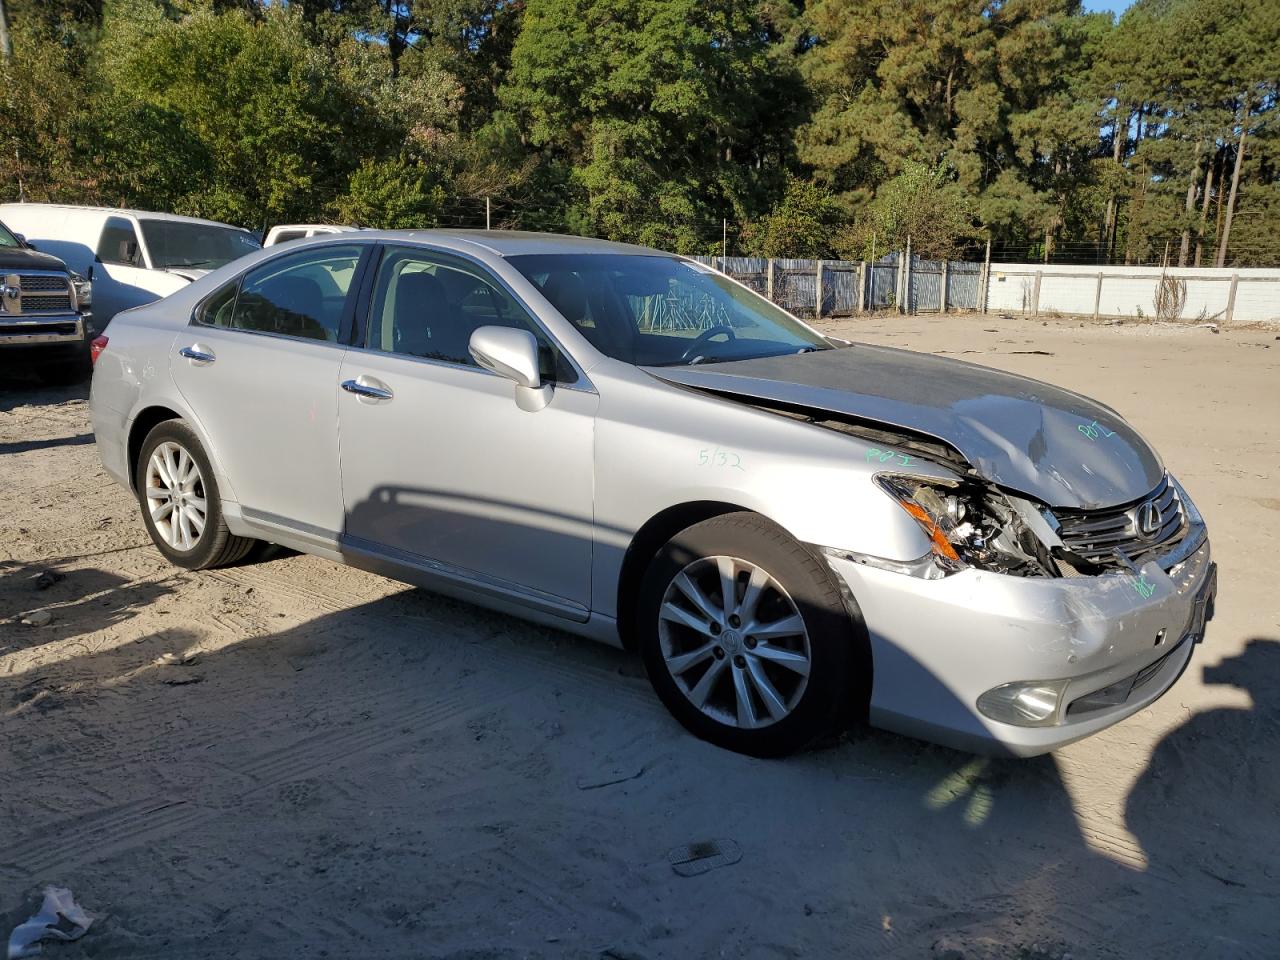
top-left (469, 326), bottom-right (542, 389)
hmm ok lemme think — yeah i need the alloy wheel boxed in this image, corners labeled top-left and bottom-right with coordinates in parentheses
top-left (657, 555), bottom-right (812, 729)
top-left (144, 441), bottom-right (208, 551)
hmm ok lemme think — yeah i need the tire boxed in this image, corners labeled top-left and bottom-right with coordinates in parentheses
top-left (638, 512), bottom-right (868, 757)
top-left (135, 419), bottom-right (255, 570)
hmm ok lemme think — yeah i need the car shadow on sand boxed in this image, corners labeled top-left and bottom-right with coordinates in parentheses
top-left (3, 530), bottom-right (1272, 959)
top-left (0, 371), bottom-right (89, 411)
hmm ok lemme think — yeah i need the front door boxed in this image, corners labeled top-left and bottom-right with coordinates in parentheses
top-left (170, 242), bottom-right (369, 541)
top-left (338, 245), bottom-right (597, 614)
top-left (93, 216), bottom-right (160, 324)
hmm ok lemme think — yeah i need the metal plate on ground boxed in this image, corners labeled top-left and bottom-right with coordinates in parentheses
top-left (667, 838), bottom-right (742, 877)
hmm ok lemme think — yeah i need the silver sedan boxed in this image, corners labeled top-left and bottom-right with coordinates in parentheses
top-left (89, 231), bottom-right (1217, 757)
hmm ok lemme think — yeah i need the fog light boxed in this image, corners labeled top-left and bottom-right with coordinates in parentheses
top-left (977, 679), bottom-right (1070, 727)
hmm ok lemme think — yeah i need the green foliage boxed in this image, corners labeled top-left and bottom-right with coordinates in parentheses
top-left (741, 178), bottom-right (845, 258)
top-left (845, 162), bottom-right (981, 261)
top-left (334, 157), bottom-right (447, 228)
top-left (0, 0), bottom-right (1276, 264)
top-left (500, 0), bottom-right (803, 251)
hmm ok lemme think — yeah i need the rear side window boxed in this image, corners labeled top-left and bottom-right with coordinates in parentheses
top-left (198, 245), bottom-right (362, 341)
top-left (197, 281), bottom-right (238, 327)
top-left (96, 217), bottom-right (143, 267)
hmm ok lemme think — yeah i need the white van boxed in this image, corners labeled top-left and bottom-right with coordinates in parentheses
top-left (0, 204), bottom-right (261, 326)
top-left (264, 223), bottom-right (361, 247)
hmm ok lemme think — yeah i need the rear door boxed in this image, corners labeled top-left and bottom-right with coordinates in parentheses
top-left (170, 242), bottom-right (372, 543)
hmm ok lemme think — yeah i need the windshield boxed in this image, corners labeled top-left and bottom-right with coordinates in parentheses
top-left (138, 219), bottom-right (261, 270)
top-left (0, 221), bottom-right (20, 248)
top-left (508, 254), bottom-right (832, 366)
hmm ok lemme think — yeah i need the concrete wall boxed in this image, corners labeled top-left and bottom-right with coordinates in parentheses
top-left (984, 263), bottom-right (1280, 324)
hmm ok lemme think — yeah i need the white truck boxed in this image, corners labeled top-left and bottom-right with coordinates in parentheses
top-left (0, 204), bottom-right (261, 327)
top-left (263, 223), bottom-right (361, 246)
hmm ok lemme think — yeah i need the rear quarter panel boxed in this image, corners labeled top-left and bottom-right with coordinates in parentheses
top-left (89, 304), bottom-right (237, 505)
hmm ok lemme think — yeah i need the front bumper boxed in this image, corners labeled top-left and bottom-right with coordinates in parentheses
top-left (0, 312), bottom-right (90, 348)
top-left (826, 528), bottom-right (1216, 756)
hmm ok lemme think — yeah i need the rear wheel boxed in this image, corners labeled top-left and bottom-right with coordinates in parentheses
top-left (638, 512), bottom-right (866, 757)
top-left (136, 420), bottom-right (255, 570)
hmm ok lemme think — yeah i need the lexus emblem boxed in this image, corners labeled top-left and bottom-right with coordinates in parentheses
top-left (1136, 500), bottom-right (1162, 539)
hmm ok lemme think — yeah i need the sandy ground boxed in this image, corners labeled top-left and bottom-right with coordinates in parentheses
top-left (1, 312), bottom-right (1277, 959)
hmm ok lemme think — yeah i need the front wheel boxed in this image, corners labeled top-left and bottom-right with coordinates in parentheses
top-left (638, 512), bottom-right (867, 757)
top-left (136, 419), bottom-right (255, 570)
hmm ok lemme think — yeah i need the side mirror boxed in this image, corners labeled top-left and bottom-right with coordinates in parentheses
top-left (14, 233), bottom-right (27, 247)
top-left (469, 326), bottom-right (552, 412)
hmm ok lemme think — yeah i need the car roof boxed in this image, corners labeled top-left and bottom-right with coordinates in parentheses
top-left (328, 229), bottom-right (671, 259)
top-left (0, 202), bottom-right (252, 233)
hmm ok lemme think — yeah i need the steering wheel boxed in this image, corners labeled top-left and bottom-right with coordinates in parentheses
top-left (681, 324), bottom-right (737, 363)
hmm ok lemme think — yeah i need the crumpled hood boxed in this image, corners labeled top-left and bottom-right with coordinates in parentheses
top-left (0, 245), bottom-right (68, 273)
top-left (647, 344), bottom-right (1164, 510)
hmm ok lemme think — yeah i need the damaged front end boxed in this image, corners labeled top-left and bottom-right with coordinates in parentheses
top-left (868, 474), bottom-right (1058, 579)
top-left (793, 410), bottom-right (1200, 583)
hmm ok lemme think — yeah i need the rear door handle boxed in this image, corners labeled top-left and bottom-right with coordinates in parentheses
top-left (341, 378), bottom-right (394, 402)
top-left (179, 345), bottom-right (215, 364)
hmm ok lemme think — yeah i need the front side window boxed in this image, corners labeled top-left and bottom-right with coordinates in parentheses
top-left (365, 247), bottom-right (569, 379)
top-left (138, 219), bottom-right (261, 271)
top-left (198, 244), bottom-right (362, 342)
top-left (96, 217), bottom-right (143, 267)
top-left (508, 254), bottom-right (831, 367)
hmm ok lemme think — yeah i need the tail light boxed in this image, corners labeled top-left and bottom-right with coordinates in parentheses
top-left (90, 335), bottom-right (109, 365)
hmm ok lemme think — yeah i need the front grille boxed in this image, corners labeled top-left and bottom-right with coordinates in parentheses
top-left (18, 293), bottom-right (74, 313)
top-left (1, 273), bottom-right (74, 315)
top-left (1056, 475), bottom-right (1187, 566)
top-left (19, 274), bottom-right (70, 293)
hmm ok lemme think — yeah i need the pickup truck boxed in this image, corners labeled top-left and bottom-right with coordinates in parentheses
top-left (0, 218), bottom-right (96, 383)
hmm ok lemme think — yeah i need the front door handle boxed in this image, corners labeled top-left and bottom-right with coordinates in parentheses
top-left (179, 345), bottom-right (215, 364)
top-left (341, 378), bottom-right (394, 402)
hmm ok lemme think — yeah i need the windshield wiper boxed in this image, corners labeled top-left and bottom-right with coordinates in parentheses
top-left (167, 259), bottom-right (214, 268)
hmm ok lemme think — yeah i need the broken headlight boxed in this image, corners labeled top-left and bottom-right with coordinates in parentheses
top-left (876, 475), bottom-right (1056, 577)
